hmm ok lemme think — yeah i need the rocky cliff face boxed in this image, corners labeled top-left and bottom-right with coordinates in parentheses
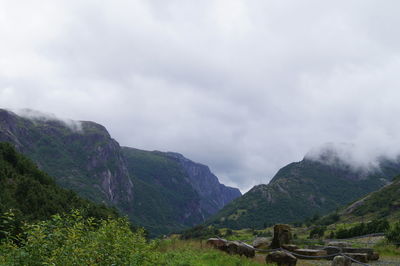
top-left (0, 109), bottom-right (134, 210)
top-left (165, 152), bottom-right (241, 216)
top-left (121, 148), bottom-right (241, 235)
top-left (0, 108), bottom-right (241, 235)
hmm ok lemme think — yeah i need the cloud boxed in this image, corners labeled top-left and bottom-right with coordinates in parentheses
top-left (1, 0), bottom-right (400, 192)
top-left (10, 108), bottom-right (83, 132)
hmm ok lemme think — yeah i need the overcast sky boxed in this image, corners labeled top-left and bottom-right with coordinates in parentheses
top-left (1, 0), bottom-right (400, 192)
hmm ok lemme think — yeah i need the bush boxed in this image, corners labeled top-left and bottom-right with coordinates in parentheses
top-left (386, 221), bottom-right (400, 247)
top-left (335, 219), bottom-right (389, 239)
top-left (180, 225), bottom-right (221, 240)
top-left (309, 226), bottom-right (326, 239)
top-left (0, 210), bottom-right (159, 265)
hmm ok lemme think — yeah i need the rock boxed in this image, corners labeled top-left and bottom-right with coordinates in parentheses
top-left (207, 238), bottom-right (255, 257)
top-left (331, 255), bottom-right (351, 266)
top-left (342, 247), bottom-right (375, 261)
top-left (252, 237), bottom-right (270, 249)
top-left (226, 241), bottom-right (255, 258)
top-left (343, 253), bottom-right (368, 263)
top-left (266, 251), bottom-right (297, 266)
top-left (341, 247), bottom-right (379, 261)
top-left (369, 251), bottom-right (379, 261)
top-left (327, 241), bottom-right (351, 248)
top-left (282, 244), bottom-right (299, 252)
top-left (292, 249), bottom-right (327, 259)
top-left (206, 238), bottom-right (227, 249)
top-left (342, 247), bottom-right (373, 255)
top-left (270, 224), bottom-right (292, 248)
top-left (323, 246), bottom-right (342, 259)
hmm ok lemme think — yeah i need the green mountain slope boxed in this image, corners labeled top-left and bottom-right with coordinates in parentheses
top-left (339, 175), bottom-right (400, 222)
top-left (0, 109), bottom-right (134, 211)
top-left (0, 109), bottom-right (241, 235)
top-left (207, 155), bottom-right (400, 229)
top-left (0, 142), bottom-right (117, 225)
top-left (122, 147), bottom-right (204, 235)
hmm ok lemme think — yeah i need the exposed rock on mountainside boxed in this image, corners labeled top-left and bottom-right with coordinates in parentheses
top-left (207, 153), bottom-right (400, 229)
top-left (122, 148), bottom-right (241, 235)
top-left (0, 108), bottom-right (241, 235)
top-left (0, 109), bottom-right (134, 210)
top-left (0, 142), bottom-right (118, 223)
top-left (165, 152), bottom-right (242, 216)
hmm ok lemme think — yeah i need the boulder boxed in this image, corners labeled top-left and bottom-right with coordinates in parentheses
top-left (206, 238), bottom-right (227, 249)
top-left (343, 253), bottom-right (368, 263)
top-left (341, 247), bottom-right (373, 256)
top-left (252, 237), bottom-right (270, 249)
top-left (270, 224), bottom-right (292, 248)
top-left (327, 241), bottom-right (351, 248)
top-left (293, 248), bottom-right (327, 257)
top-left (207, 238), bottom-right (255, 258)
top-left (323, 246), bottom-right (342, 260)
top-left (226, 241), bottom-right (255, 258)
top-left (266, 251), bottom-right (297, 266)
top-left (369, 251), bottom-right (379, 261)
top-left (331, 255), bottom-right (351, 266)
top-left (282, 244), bottom-right (299, 252)
top-left (341, 247), bottom-right (379, 261)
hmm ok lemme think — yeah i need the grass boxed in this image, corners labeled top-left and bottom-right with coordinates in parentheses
top-left (156, 239), bottom-right (269, 265)
top-left (374, 240), bottom-right (400, 256)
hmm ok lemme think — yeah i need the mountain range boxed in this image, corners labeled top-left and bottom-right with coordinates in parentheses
top-left (2, 108), bottom-right (399, 235)
top-left (0, 109), bottom-right (241, 235)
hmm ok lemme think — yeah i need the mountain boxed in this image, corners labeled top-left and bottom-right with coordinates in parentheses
top-left (206, 150), bottom-right (400, 229)
top-left (122, 148), bottom-right (241, 235)
top-left (0, 109), bottom-right (134, 211)
top-left (338, 175), bottom-right (400, 222)
top-left (0, 108), bottom-right (241, 235)
top-left (0, 142), bottom-right (117, 226)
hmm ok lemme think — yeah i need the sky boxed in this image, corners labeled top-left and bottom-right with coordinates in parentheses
top-left (1, 0), bottom-right (400, 192)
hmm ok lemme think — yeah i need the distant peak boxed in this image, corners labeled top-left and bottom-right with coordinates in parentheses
top-left (305, 142), bottom-right (354, 164)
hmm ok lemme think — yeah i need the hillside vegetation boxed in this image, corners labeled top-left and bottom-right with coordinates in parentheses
top-left (339, 175), bottom-right (400, 222)
top-left (207, 156), bottom-right (400, 229)
top-left (0, 109), bottom-right (240, 236)
top-left (0, 142), bottom-right (117, 235)
top-left (123, 147), bottom-right (203, 235)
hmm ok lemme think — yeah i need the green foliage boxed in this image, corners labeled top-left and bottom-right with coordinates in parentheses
top-left (316, 212), bottom-right (340, 226)
top-left (0, 210), bottom-right (158, 265)
top-left (159, 247), bottom-right (264, 265)
top-left (309, 226), bottom-right (326, 239)
top-left (207, 158), bottom-right (392, 229)
top-left (0, 142), bottom-right (118, 242)
top-left (180, 225), bottom-right (221, 240)
top-left (374, 239), bottom-right (400, 256)
top-left (1, 211), bottom-right (265, 265)
top-left (386, 221), bottom-right (400, 247)
top-left (346, 177), bottom-right (400, 219)
top-left (335, 219), bottom-right (389, 239)
top-left (122, 147), bottom-right (203, 236)
top-left (156, 239), bottom-right (265, 265)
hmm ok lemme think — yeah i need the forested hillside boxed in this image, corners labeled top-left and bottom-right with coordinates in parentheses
top-left (0, 109), bottom-right (240, 235)
top-left (0, 142), bottom-right (118, 239)
top-left (207, 153), bottom-right (400, 229)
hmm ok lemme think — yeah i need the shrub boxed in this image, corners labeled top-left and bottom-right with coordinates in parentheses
top-left (0, 210), bottom-right (159, 265)
top-left (309, 226), bottom-right (326, 239)
top-left (335, 219), bottom-right (389, 239)
top-left (386, 221), bottom-right (400, 247)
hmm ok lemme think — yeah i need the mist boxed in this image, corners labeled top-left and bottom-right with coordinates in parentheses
top-left (11, 108), bottom-right (83, 132)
